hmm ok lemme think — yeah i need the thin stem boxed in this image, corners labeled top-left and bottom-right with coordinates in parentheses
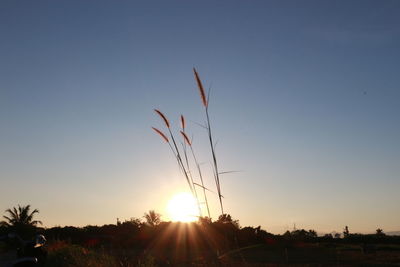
top-left (167, 128), bottom-right (194, 194)
top-left (189, 144), bottom-right (211, 218)
top-left (205, 104), bottom-right (224, 215)
top-left (181, 139), bottom-right (202, 217)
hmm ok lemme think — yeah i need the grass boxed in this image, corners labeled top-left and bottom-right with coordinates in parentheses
top-left (193, 68), bottom-right (224, 215)
top-left (181, 130), bottom-right (212, 218)
top-left (41, 241), bottom-right (400, 266)
top-left (45, 241), bottom-right (118, 267)
top-left (152, 109), bottom-right (195, 196)
top-left (152, 68), bottom-right (225, 218)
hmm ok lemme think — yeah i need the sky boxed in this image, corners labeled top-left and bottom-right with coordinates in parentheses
top-left (1, 0), bottom-right (399, 234)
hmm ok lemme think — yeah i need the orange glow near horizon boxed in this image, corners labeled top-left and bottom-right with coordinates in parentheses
top-left (166, 192), bottom-right (199, 222)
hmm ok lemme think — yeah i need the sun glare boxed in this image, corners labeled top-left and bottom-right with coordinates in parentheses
top-left (167, 192), bottom-right (199, 222)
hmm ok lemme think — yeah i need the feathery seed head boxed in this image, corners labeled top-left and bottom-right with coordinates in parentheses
top-left (180, 131), bottom-right (192, 146)
top-left (154, 109), bottom-right (170, 128)
top-left (180, 115), bottom-right (185, 130)
top-left (152, 127), bottom-right (169, 143)
top-left (193, 68), bottom-right (208, 107)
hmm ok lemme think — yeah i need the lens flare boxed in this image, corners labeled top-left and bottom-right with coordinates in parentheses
top-left (167, 192), bottom-right (199, 222)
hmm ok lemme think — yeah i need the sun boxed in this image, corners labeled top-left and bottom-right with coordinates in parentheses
top-left (167, 192), bottom-right (199, 222)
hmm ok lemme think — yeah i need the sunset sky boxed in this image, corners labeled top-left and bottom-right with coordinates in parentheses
top-left (1, 1), bottom-right (399, 234)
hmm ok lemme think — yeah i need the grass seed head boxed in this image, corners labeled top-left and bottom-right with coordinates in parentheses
top-left (154, 109), bottom-right (170, 128)
top-left (180, 131), bottom-right (192, 146)
top-left (180, 115), bottom-right (185, 130)
top-left (193, 68), bottom-right (208, 107)
top-left (152, 127), bottom-right (169, 143)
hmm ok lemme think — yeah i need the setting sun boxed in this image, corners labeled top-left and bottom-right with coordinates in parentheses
top-left (167, 192), bottom-right (199, 222)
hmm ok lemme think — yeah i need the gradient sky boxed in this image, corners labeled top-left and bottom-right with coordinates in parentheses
top-left (1, 0), bottom-right (399, 234)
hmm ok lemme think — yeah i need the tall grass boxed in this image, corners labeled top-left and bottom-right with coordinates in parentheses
top-left (193, 68), bottom-right (224, 215)
top-left (152, 68), bottom-right (225, 218)
top-left (180, 130), bottom-right (211, 218)
top-left (180, 115), bottom-right (202, 217)
top-left (152, 110), bottom-right (194, 195)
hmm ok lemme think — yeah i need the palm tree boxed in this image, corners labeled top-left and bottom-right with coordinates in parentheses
top-left (143, 210), bottom-right (161, 227)
top-left (1, 204), bottom-right (42, 228)
top-left (376, 228), bottom-right (385, 236)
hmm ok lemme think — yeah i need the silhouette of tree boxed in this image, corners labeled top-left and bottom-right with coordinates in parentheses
top-left (125, 217), bottom-right (142, 227)
top-left (0, 204), bottom-right (42, 228)
top-left (198, 216), bottom-right (212, 226)
top-left (283, 230), bottom-right (291, 238)
top-left (343, 226), bottom-right (349, 238)
top-left (376, 228), bottom-right (385, 236)
top-left (217, 214), bottom-right (240, 228)
top-left (143, 210), bottom-right (161, 227)
top-left (289, 229), bottom-right (317, 240)
top-left (323, 233), bottom-right (333, 239)
top-left (308, 229), bottom-right (317, 238)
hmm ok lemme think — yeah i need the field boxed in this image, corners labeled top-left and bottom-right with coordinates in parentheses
top-left (41, 241), bottom-right (400, 266)
top-left (3, 222), bottom-right (399, 266)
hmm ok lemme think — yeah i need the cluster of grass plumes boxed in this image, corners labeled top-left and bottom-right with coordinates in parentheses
top-left (152, 68), bottom-right (224, 218)
top-left (152, 110), bottom-right (197, 212)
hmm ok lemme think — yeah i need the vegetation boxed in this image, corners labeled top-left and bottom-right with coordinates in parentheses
top-left (1, 72), bottom-right (399, 266)
top-left (1, 204), bottom-right (42, 228)
top-left (0, 204), bottom-right (42, 238)
top-left (45, 241), bottom-right (118, 267)
top-left (193, 68), bottom-right (224, 215)
top-left (1, 205), bottom-right (400, 266)
top-left (143, 210), bottom-right (161, 227)
top-left (152, 68), bottom-right (227, 218)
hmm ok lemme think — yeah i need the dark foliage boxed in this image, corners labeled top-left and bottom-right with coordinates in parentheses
top-left (40, 217), bottom-right (400, 265)
top-left (2, 207), bottom-right (400, 266)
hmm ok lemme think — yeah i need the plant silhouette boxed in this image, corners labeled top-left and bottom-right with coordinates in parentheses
top-left (1, 204), bottom-right (42, 228)
top-left (152, 68), bottom-right (226, 218)
top-left (143, 210), bottom-right (161, 227)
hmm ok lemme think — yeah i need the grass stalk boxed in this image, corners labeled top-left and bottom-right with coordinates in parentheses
top-left (153, 110), bottom-right (194, 195)
top-left (180, 115), bottom-right (202, 217)
top-left (181, 131), bottom-right (211, 218)
top-left (153, 110), bottom-right (205, 215)
top-left (193, 68), bottom-right (224, 215)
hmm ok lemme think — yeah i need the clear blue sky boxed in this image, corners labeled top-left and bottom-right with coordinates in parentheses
top-left (1, 0), bottom-right (399, 234)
